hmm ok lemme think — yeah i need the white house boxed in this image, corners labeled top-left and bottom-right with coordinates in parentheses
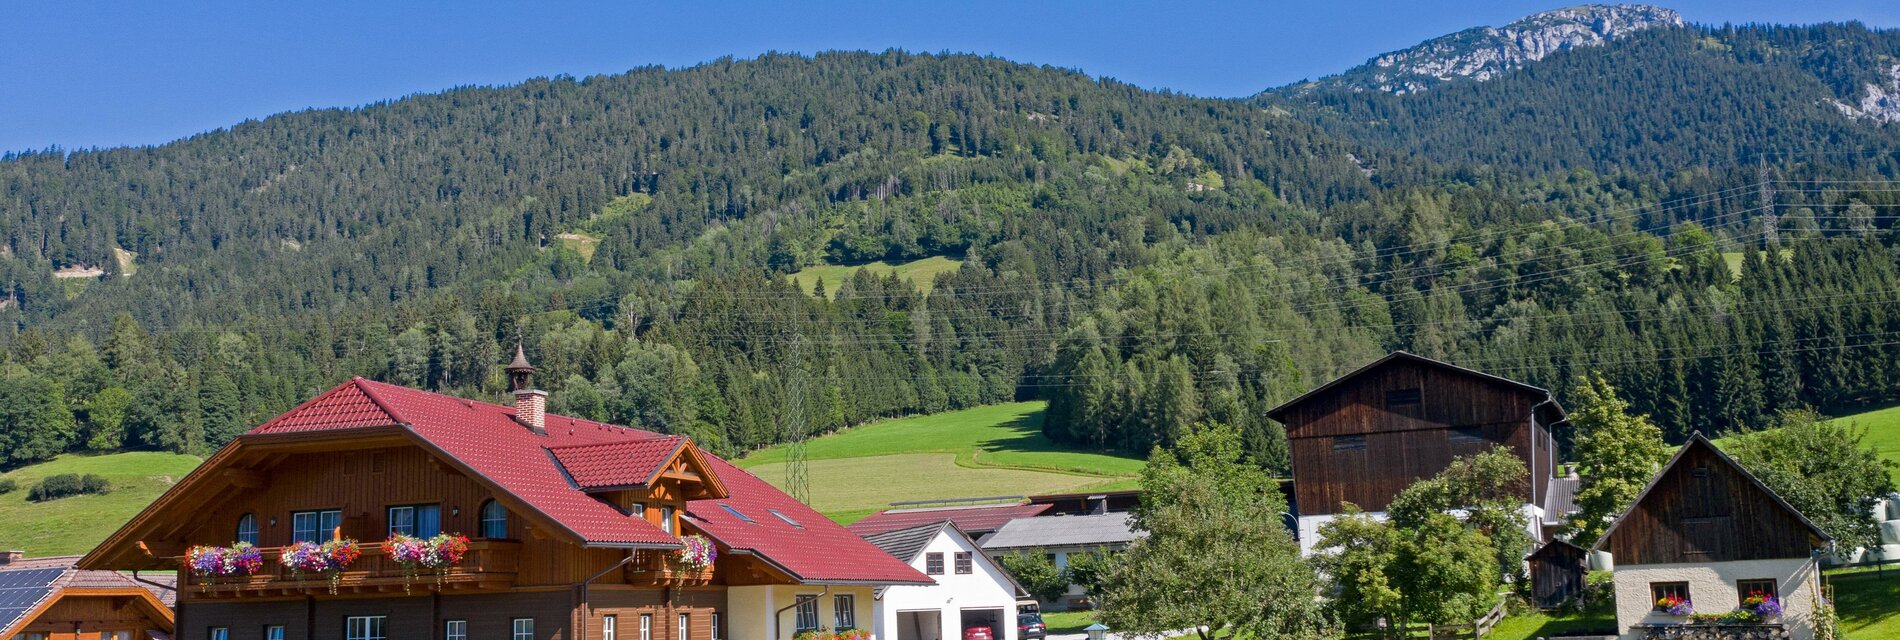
top-left (979, 512), bottom-right (1142, 610)
top-left (1593, 434), bottom-right (1831, 640)
top-left (860, 521), bottom-right (1029, 640)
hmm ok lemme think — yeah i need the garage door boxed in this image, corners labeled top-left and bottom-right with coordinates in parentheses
top-left (898, 610), bottom-right (943, 640)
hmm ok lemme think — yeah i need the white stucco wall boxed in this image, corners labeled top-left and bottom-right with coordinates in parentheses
top-left (1611, 558), bottom-right (1820, 640)
top-left (1297, 503), bottom-right (1544, 556)
top-left (879, 530), bottom-right (1020, 640)
top-left (729, 584), bottom-right (880, 640)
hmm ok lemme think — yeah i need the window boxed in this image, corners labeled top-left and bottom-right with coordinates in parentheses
top-left (710, 614), bottom-right (721, 640)
top-left (769, 509), bottom-right (802, 528)
top-left (1448, 426), bottom-right (1487, 448)
top-left (209, 628), bottom-right (228, 640)
top-left (387, 504), bottom-right (442, 537)
top-left (445, 621), bottom-right (467, 640)
top-left (1650, 582), bottom-right (1690, 611)
top-left (834, 594), bottom-right (857, 629)
top-left (265, 627), bottom-right (284, 640)
top-left (1332, 435), bottom-right (1366, 452)
top-left (718, 505), bottom-right (753, 523)
top-left (512, 618), bottom-right (534, 640)
top-left (345, 617), bottom-right (385, 640)
top-left (677, 614), bottom-right (689, 640)
top-left (480, 500), bottom-right (508, 538)
top-left (794, 595), bottom-right (820, 632)
top-left (1385, 388), bottom-right (1421, 409)
top-left (634, 502), bottom-right (648, 520)
top-left (925, 552), bottom-right (945, 575)
top-left (1737, 579), bottom-right (1778, 603)
top-left (236, 513), bottom-right (260, 546)
top-left (603, 616), bottom-right (616, 640)
top-left (954, 552), bottom-right (973, 574)
top-left (20, 633), bottom-right (46, 640)
top-left (641, 615), bottom-right (652, 640)
top-left (102, 632), bottom-right (134, 640)
top-left (661, 505), bottom-right (676, 534)
top-left (291, 509), bottom-right (341, 543)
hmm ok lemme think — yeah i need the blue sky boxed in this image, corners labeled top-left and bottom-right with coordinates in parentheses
top-left (4, 0), bottom-right (1898, 153)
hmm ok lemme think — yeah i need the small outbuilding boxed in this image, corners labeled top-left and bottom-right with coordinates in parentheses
top-left (0, 553), bottom-right (175, 640)
top-left (1528, 539), bottom-right (1588, 609)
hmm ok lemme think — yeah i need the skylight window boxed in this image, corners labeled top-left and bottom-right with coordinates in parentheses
top-left (769, 509), bottom-right (802, 528)
top-left (720, 504), bottom-right (755, 523)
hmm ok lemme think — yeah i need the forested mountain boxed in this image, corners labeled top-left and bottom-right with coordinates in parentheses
top-left (1262, 13), bottom-right (1900, 175)
top-left (4, 46), bottom-right (1900, 476)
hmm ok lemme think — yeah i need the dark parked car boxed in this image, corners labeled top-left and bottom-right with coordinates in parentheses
top-left (1018, 613), bottom-right (1047, 640)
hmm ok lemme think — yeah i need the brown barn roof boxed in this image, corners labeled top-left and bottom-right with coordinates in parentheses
top-left (1265, 352), bottom-right (1563, 423)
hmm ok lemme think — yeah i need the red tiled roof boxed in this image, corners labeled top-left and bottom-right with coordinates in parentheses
top-left (688, 456), bottom-right (930, 584)
top-left (240, 379), bottom-right (927, 584)
top-left (548, 437), bottom-right (687, 490)
top-left (846, 503), bottom-right (1052, 537)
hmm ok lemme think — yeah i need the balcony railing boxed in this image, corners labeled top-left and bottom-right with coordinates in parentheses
top-left (625, 548), bottom-right (714, 586)
top-left (1634, 623), bottom-right (1789, 640)
top-left (182, 540), bottom-right (521, 597)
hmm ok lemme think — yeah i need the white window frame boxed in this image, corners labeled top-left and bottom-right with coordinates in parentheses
top-left (641, 614), bottom-right (653, 640)
top-left (345, 617), bottom-right (385, 640)
top-left (711, 614), bottom-right (722, 640)
top-left (834, 594), bottom-right (856, 629)
top-left (794, 594), bottom-right (820, 631)
top-left (445, 620), bottom-right (467, 640)
top-left (661, 505), bottom-right (676, 534)
top-left (512, 618), bottom-right (534, 640)
top-left (603, 615), bottom-right (616, 640)
top-left (677, 614), bottom-right (689, 640)
top-left (292, 509), bottom-right (341, 543)
top-left (480, 500), bottom-right (508, 539)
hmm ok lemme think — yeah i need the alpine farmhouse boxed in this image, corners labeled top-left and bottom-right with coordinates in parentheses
top-left (1594, 434), bottom-right (1830, 640)
top-left (77, 353), bottom-right (928, 640)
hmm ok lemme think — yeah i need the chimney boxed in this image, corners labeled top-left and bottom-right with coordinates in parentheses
top-left (505, 344), bottom-right (547, 434)
top-left (0, 550), bottom-right (22, 566)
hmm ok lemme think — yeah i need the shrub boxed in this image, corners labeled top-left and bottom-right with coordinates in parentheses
top-left (0, 478), bottom-right (16, 494)
top-left (997, 549), bottom-right (1069, 604)
top-left (25, 473), bottom-right (110, 502)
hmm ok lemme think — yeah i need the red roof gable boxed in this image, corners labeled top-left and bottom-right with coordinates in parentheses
top-left (846, 503), bottom-right (1052, 537)
top-left (688, 456), bottom-right (931, 585)
top-left (548, 437), bottom-right (688, 490)
top-left (242, 378), bottom-right (926, 584)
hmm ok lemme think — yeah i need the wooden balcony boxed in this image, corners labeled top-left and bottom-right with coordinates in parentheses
top-left (182, 540), bottom-right (521, 597)
top-left (625, 548), bottom-right (714, 586)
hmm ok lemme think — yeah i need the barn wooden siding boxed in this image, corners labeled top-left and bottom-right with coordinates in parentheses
top-left (1602, 441), bottom-right (1824, 565)
top-left (1528, 540), bottom-right (1587, 609)
top-left (1277, 356), bottom-right (1556, 515)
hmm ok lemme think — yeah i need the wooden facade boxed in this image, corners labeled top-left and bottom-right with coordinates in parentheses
top-left (1528, 539), bottom-right (1588, 609)
top-left (1269, 352), bottom-right (1563, 516)
top-left (89, 436), bottom-right (799, 640)
top-left (1596, 435), bottom-right (1829, 566)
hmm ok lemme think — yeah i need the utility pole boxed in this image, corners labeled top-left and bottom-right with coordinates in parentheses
top-left (1759, 160), bottom-right (1778, 246)
top-left (783, 334), bottom-right (811, 505)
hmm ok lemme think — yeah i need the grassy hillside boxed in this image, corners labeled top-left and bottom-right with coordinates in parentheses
top-left (735, 401), bottom-right (1143, 524)
top-left (786, 255), bottom-right (963, 298)
top-left (0, 452), bottom-right (202, 556)
top-left (1712, 404), bottom-right (1900, 483)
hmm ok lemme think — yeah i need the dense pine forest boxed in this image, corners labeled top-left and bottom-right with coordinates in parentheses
top-left (4, 34), bottom-right (1900, 474)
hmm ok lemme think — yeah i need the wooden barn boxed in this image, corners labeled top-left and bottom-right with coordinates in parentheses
top-left (1266, 352), bottom-right (1566, 553)
top-left (1528, 539), bottom-right (1588, 609)
top-left (1593, 433), bottom-right (1829, 640)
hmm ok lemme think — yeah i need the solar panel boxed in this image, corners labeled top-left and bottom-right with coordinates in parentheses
top-left (0, 568), bottom-right (67, 633)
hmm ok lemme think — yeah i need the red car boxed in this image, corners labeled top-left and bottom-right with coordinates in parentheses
top-left (963, 626), bottom-right (994, 640)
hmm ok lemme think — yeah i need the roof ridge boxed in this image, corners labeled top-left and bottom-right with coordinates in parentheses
top-left (1589, 432), bottom-right (1832, 554)
top-left (545, 434), bottom-right (684, 451)
top-left (348, 377), bottom-right (412, 427)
